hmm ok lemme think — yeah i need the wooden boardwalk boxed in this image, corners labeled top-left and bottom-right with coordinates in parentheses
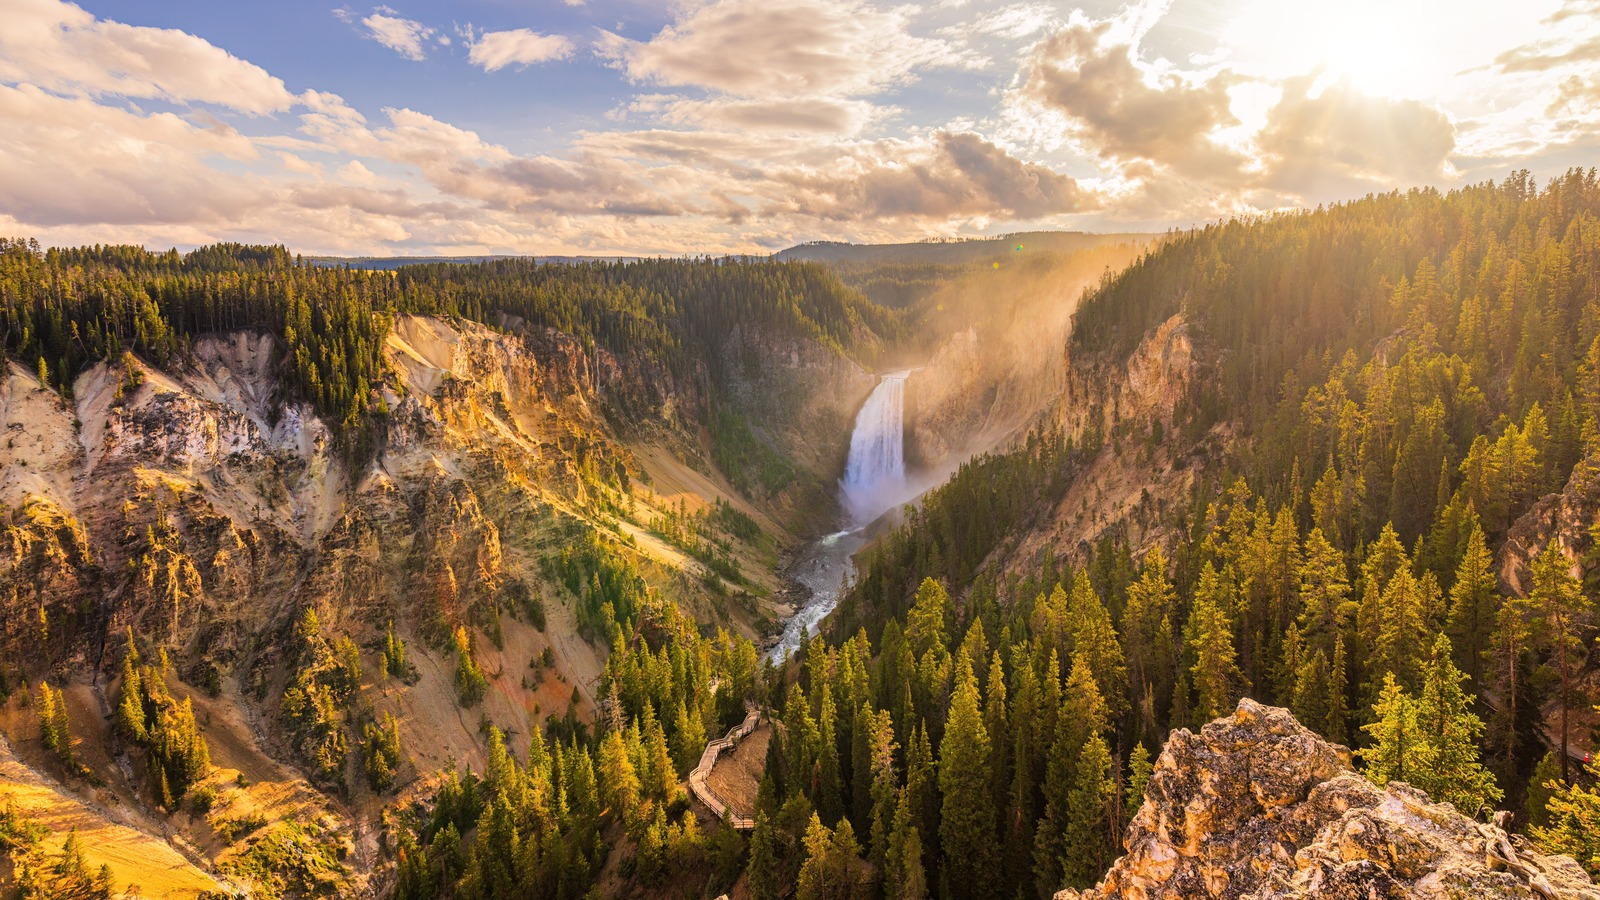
top-left (688, 703), bottom-right (761, 830)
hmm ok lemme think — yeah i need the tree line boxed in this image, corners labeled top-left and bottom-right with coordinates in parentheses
top-left (0, 240), bottom-right (902, 465)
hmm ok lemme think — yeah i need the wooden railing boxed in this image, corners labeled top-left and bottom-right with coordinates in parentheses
top-left (688, 703), bottom-right (761, 830)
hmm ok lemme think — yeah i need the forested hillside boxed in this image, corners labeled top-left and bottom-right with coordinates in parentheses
top-left (0, 242), bottom-right (899, 462)
top-left (13, 167), bottom-right (1600, 900)
top-left (775, 170), bottom-right (1600, 898)
top-left (0, 243), bottom-right (902, 899)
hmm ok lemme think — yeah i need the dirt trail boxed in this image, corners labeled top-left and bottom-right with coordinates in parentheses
top-left (688, 705), bottom-right (761, 829)
top-left (705, 722), bottom-right (769, 820)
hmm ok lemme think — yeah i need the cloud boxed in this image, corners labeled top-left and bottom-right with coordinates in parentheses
top-left (630, 94), bottom-right (884, 134)
top-left (1495, 36), bottom-right (1600, 73)
top-left (360, 7), bottom-right (434, 61)
top-left (0, 0), bottom-right (1584, 255)
top-left (1256, 77), bottom-right (1456, 200)
top-left (0, 0), bottom-right (295, 114)
top-left (468, 28), bottom-right (573, 72)
top-left (599, 0), bottom-right (977, 99)
top-left (957, 3), bottom-right (1060, 40)
top-left (770, 131), bottom-right (1095, 222)
top-left (1015, 13), bottom-right (1243, 180)
top-left (1491, 0), bottom-right (1600, 72)
top-left (0, 83), bottom-right (266, 227)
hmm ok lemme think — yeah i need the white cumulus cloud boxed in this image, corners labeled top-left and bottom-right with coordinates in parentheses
top-left (361, 7), bottom-right (434, 61)
top-left (0, 0), bottom-right (296, 114)
top-left (469, 29), bottom-right (573, 72)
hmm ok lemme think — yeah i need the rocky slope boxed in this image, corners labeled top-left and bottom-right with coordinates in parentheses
top-left (0, 309), bottom-right (874, 897)
top-left (1061, 700), bottom-right (1600, 900)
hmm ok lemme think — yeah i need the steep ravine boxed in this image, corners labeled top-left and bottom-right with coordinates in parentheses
top-left (0, 309), bottom-right (880, 897)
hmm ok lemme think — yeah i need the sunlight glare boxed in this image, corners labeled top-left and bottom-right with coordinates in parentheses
top-left (1227, 0), bottom-right (1455, 100)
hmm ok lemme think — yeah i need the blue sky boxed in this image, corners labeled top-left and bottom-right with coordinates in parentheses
top-left (2, 0), bottom-right (1598, 255)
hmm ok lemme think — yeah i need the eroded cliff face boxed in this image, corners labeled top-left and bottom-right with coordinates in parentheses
top-left (996, 312), bottom-right (1207, 570)
top-left (902, 254), bottom-right (1143, 483)
top-left (1, 313), bottom-right (822, 677)
top-left (718, 323), bottom-right (877, 469)
top-left (1501, 454), bottom-right (1600, 596)
top-left (1058, 313), bottom-right (1194, 442)
top-left (0, 310), bottom-right (864, 897)
top-left (1063, 700), bottom-right (1600, 900)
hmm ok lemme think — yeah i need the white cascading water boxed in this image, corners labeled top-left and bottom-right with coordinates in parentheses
top-left (840, 371), bottom-right (909, 526)
top-left (768, 370), bottom-right (913, 661)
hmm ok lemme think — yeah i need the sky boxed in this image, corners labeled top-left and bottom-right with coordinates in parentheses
top-left (1, 0), bottom-right (1597, 256)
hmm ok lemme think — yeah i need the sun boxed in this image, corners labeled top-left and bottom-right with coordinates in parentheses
top-left (1307, 0), bottom-right (1440, 98)
top-left (1227, 0), bottom-right (1454, 101)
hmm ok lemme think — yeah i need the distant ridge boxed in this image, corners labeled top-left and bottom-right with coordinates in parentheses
top-left (305, 254), bottom-right (645, 270)
top-left (773, 230), bottom-right (1153, 265)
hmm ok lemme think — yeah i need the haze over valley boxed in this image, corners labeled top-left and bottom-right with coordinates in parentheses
top-left (7, 2), bottom-right (1600, 900)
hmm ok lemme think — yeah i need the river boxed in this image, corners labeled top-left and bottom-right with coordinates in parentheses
top-left (767, 371), bottom-right (914, 662)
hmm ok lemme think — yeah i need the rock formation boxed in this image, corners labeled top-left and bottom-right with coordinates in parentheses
top-left (1060, 699), bottom-right (1600, 900)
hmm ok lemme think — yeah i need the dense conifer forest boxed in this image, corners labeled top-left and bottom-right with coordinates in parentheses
top-left (0, 241), bottom-right (901, 461)
top-left (763, 170), bottom-right (1600, 897)
top-left (12, 171), bottom-right (1600, 899)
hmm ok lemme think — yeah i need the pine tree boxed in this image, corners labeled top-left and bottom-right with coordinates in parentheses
top-left (1033, 697), bottom-right (1076, 895)
top-left (906, 578), bottom-right (952, 663)
top-left (596, 729), bottom-right (641, 827)
top-left (887, 790), bottom-right (929, 900)
top-left (1327, 635), bottom-right (1350, 744)
top-left (903, 722), bottom-right (937, 882)
top-left (796, 813), bottom-right (865, 900)
top-left (1369, 568), bottom-right (1429, 696)
top-left (1034, 656), bottom-right (1108, 895)
top-left (452, 626), bottom-right (487, 706)
top-left (1411, 634), bottom-right (1501, 815)
top-left (1068, 580), bottom-right (1129, 720)
top-left (851, 701), bottom-right (874, 831)
top-left (938, 659), bottom-right (997, 900)
top-left (382, 623), bottom-right (408, 682)
top-left (1296, 528), bottom-right (1351, 662)
top-left (748, 811), bottom-right (782, 900)
top-left (1532, 757), bottom-right (1600, 878)
top-left (983, 650), bottom-right (1011, 817)
top-left (1062, 732), bottom-right (1116, 889)
top-left (1445, 522), bottom-right (1498, 688)
top-left (1125, 743), bottom-right (1153, 813)
top-left (897, 826), bottom-right (927, 900)
top-left (816, 683), bottom-right (845, 825)
top-left (36, 681), bottom-right (60, 756)
top-left (116, 652), bottom-right (147, 743)
top-left (1491, 575), bottom-right (1535, 778)
top-left (866, 709), bottom-right (899, 874)
top-left (1002, 656), bottom-right (1041, 890)
top-left (1121, 549), bottom-right (1177, 737)
top-left (1528, 540), bottom-right (1591, 782)
top-left (1290, 650), bottom-right (1332, 738)
top-left (1186, 583), bottom-right (1245, 722)
top-left (1357, 673), bottom-right (1422, 788)
top-left (1525, 751), bottom-right (1563, 831)
top-left (886, 791), bottom-right (915, 900)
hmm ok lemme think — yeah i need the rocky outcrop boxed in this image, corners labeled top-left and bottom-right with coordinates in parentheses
top-left (1502, 455), bottom-right (1600, 597)
top-left (0, 496), bottom-right (99, 666)
top-left (1059, 312), bottom-right (1194, 443)
top-left (1061, 699), bottom-right (1600, 900)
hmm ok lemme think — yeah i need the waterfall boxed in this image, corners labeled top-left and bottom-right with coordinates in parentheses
top-left (768, 370), bottom-right (913, 662)
top-left (841, 371), bottom-right (910, 526)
